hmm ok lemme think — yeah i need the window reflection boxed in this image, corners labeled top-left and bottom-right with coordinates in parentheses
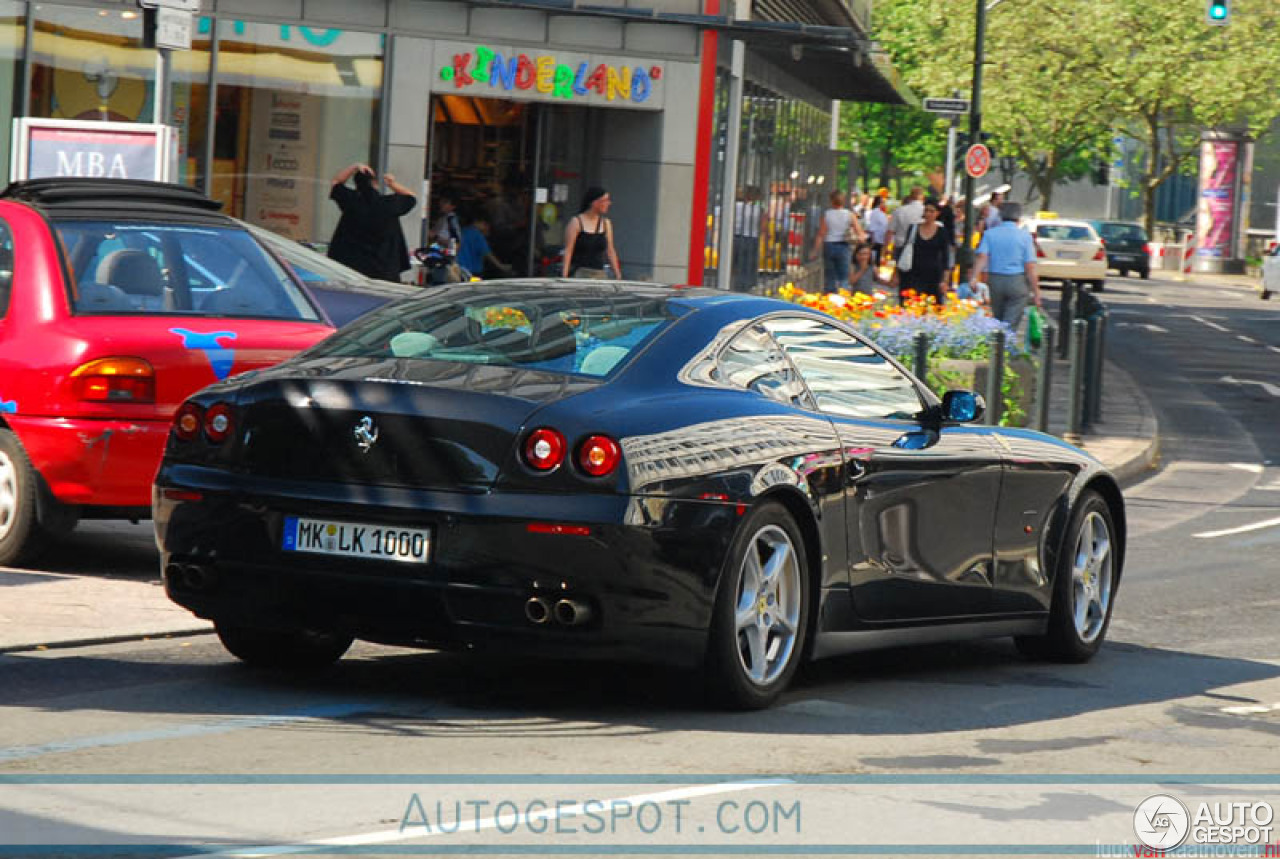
top-left (764, 317), bottom-right (923, 420)
top-left (716, 324), bottom-right (813, 408)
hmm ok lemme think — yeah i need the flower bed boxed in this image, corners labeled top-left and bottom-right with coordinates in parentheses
top-left (776, 286), bottom-right (1037, 426)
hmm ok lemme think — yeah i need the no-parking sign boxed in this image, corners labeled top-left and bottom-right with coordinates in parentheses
top-left (965, 143), bottom-right (992, 179)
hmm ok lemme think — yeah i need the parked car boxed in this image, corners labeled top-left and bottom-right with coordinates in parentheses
top-left (1024, 217), bottom-right (1107, 291)
top-left (245, 223), bottom-right (420, 327)
top-left (155, 281), bottom-right (1126, 709)
top-left (1263, 242), bottom-right (1280, 299)
top-left (1091, 220), bottom-right (1151, 279)
top-left (0, 178), bottom-right (348, 565)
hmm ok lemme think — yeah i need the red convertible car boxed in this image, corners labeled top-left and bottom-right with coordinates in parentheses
top-left (0, 178), bottom-right (348, 565)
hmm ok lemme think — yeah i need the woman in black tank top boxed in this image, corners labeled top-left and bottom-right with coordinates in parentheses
top-left (563, 187), bottom-right (622, 279)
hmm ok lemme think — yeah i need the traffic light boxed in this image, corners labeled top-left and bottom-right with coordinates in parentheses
top-left (1206, 0), bottom-right (1229, 25)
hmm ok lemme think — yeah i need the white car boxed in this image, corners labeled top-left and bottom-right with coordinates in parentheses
top-left (1263, 242), bottom-right (1280, 298)
top-left (1024, 218), bottom-right (1107, 291)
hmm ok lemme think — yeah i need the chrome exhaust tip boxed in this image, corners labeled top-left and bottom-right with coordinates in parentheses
top-left (164, 563), bottom-right (184, 585)
top-left (554, 599), bottom-right (592, 627)
top-left (525, 596), bottom-right (551, 625)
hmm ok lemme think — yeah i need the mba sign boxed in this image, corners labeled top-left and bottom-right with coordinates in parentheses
top-left (11, 119), bottom-right (177, 182)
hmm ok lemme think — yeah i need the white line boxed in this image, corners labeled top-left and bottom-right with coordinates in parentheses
top-left (177, 779), bottom-right (787, 858)
top-left (1228, 463), bottom-right (1265, 474)
top-left (1238, 335), bottom-right (1259, 344)
top-left (1194, 516), bottom-right (1280, 539)
top-left (1269, 346), bottom-right (1280, 355)
top-left (1191, 315), bottom-right (1230, 333)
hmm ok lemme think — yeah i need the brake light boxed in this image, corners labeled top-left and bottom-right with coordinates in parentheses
top-left (577, 434), bottom-right (621, 477)
top-left (204, 403), bottom-right (236, 444)
top-left (1099, 237), bottom-right (1107, 247)
top-left (1143, 243), bottom-right (1152, 254)
top-left (174, 402), bottom-right (203, 442)
top-left (523, 428), bottom-right (567, 471)
top-left (1034, 239), bottom-right (1045, 259)
top-left (70, 357), bottom-right (155, 403)
top-left (1093, 247), bottom-right (1106, 261)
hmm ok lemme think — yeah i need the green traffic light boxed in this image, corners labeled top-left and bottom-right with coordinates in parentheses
top-left (1207, 0), bottom-right (1228, 21)
top-left (1210, 5), bottom-right (1226, 17)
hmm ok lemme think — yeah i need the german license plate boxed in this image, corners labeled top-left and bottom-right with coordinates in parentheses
top-left (282, 516), bottom-right (431, 564)
top-left (1057, 250), bottom-right (1081, 259)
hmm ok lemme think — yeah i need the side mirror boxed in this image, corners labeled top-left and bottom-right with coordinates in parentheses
top-left (941, 390), bottom-right (985, 424)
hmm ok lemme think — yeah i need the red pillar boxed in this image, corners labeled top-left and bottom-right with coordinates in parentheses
top-left (685, 1), bottom-right (719, 286)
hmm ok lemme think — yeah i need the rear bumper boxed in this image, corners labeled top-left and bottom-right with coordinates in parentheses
top-left (153, 465), bottom-right (742, 669)
top-left (1037, 260), bottom-right (1108, 282)
top-left (1105, 252), bottom-right (1149, 269)
top-left (7, 416), bottom-right (169, 506)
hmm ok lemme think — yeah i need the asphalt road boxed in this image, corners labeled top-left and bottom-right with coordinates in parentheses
top-left (3, 271), bottom-right (1280, 855)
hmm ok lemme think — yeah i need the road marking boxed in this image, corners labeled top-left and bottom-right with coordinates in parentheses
top-left (1229, 463), bottom-right (1265, 474)
top-left (175, 780), bottom-right (785, 858)
top-left (1238, 335), bottom-right (1259, 344)
top-left (1220, 703), bottom-right (1280, 716)
top-left (1194, 516), bottom-right (1280, 539)
top-left (1269, 346), bottom-right (1280, 356)
top-left (1191, 315), bottom-right (1230, 333)
top-left (1116, 322), bottom-right (1168, 333)
top-left (1221, 375), bottom-right (1280, 397)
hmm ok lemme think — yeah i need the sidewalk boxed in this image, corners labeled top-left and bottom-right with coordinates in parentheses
top-left (0, 359), bottom-right (1160, 655)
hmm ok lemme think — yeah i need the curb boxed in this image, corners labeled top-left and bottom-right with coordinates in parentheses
top-left (0, 626), bottom-right (213, 656)
top-left (1095, 360), bottom-right (1160, 488)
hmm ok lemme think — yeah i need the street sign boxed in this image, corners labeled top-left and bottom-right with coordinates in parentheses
top-left (138, 0), bottom-right (201, 11)
top-left (923, 97), bottom-right (970, 115)
top-left (154, 7), bottom-right (193, 50)
top-left (965, 143), bottom-right (992, 179)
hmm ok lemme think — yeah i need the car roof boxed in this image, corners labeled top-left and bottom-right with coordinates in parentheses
top-left (0, 178), bottom-right (232, 226)
top-left (1028, 217), bottom-right (1095, 228)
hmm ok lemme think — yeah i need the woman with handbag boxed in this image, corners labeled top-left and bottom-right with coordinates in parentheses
top-left (891, 197), bottom-right (953, 305)
top-left (813, 190), bottom-right (865, 293)
top-left (563, 187), bottom-right (622, 280)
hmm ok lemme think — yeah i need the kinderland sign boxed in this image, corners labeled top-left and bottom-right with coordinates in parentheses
top-left (435, 41), bottom-right (666, 110)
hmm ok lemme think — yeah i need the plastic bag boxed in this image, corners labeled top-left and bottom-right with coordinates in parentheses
top-left (1026, 305), bottom-right (1044, 349)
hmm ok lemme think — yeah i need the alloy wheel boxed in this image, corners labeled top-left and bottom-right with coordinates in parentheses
top-left (0, 449), bottom-right (16, 541)
top-left (733, 524), bottom-right (802, 685)
top-left (1071, 510), bottom-right (1113, 644)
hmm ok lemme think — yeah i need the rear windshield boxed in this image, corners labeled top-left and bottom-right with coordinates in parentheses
top-left (54, 219), bottom-right (321, 321)
top-left (311, 289), bottom-right (674, 378)
top-left (1036, 224), bottom-right (1096, 241)
top-left (1098, 223), bottom-right (1147, 241)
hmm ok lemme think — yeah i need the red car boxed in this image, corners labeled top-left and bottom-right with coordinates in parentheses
top-left (0, 178), bottom-right (340, 565)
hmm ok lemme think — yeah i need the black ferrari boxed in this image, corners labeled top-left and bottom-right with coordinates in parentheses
top-left (154, 280), bottom-right (1124, 709)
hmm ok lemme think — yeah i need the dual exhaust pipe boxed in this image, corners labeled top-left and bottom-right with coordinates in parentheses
top-left (525, 596), bottom-right (593, 627)
top-left (165, 562), bottom-right (217, 593)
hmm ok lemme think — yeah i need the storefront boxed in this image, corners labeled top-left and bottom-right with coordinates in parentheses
top-left (1, 0), bottom-right (903, 286)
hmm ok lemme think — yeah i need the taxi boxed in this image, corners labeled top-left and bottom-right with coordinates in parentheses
top-left (1023, 213), bottom-right (1107, 291)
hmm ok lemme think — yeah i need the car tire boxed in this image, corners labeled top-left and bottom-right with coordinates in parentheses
top-left (215, 621), bottom-right (353, 670)
top-left (705, 502), bottom-right (810, 710)
top-left (1117, 269), bottom-right (1128, 278)
top-left (1015, 490), bottom-right (1118, 663)
top-left (1090, 280), bottom-right (1105, 292)
top-left (0, 429), bottom-right (51, 567)
top-left (1139, 267), bottom-right (1150, 280)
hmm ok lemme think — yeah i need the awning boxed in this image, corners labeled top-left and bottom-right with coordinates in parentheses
top-left (464, 0), bottom-right (913, 104)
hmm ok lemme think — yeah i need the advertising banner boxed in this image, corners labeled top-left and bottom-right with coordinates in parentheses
top-left (1196, 139), bottom-right (1240, 259)
top-left (11, 118), bottom-right (175, 183)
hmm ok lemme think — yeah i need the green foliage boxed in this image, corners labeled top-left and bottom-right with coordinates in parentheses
top-left (862, 0), bottom-right (1280, 219)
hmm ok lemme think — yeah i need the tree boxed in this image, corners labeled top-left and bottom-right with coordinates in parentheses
top-left (839, 102), bottom-right (947, 196)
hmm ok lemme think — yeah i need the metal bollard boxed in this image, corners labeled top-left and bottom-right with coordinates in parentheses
top-left (912, 331), bottom-right (930, 383)
top-left (1035, 323), bottom-right (1056, 433)
top-left (984, 330), bottom-right (1006, 426)
top-left (1091, 309), bottom-right (1107, 422)
top-left (1057, 281), bottom-right (1076, 360)
top-left (1082, 314), bottom-right (1099, 428)
top-left (1065, 318), bottom-right (1087, 445)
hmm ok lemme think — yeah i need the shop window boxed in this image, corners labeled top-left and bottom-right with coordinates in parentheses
top-left (29, 5), bottom-right (154, 124)
top-left (0, 2), bottom-right (22, 179)
top-left (210, 21), bottom-right (384, 246)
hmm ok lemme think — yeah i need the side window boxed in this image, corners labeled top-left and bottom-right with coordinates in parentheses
top-left (0, 220), bottom-right (12, 319)
top-left (715, 324), bottom-right (813, 408)
top-left (764, 317), bottom-right (924, 420)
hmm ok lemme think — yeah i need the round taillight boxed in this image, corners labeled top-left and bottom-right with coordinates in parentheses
top-left (204, 403), bottom-right (235, 444)
top-left (174, 402), bottom-right (203, 442)
top-left (523, 428), bottom-right (566, 471)
top-left (577, 434), bottom-right (621, 477)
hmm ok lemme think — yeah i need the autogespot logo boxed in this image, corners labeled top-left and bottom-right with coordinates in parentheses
top-left (1134, 794), bottom-right (1191, 850)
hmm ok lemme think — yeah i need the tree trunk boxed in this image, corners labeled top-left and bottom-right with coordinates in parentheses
top-left (1143, 185), bottom-right (1158, 238)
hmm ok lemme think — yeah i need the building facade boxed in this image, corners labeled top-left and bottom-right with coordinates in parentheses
top-left (0, 0), bottom-right (902, 286)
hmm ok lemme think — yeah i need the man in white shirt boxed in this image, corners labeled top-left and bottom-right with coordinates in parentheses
top-left (732, 186), bottom-right (764, 292)
top-left (885, 186), bottom-right (924, 261)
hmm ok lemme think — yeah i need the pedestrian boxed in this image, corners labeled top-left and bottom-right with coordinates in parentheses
top-left (433, 191), bottom-right (462, 250)
top-left (733, 186), bottom-right (764, 292)
top-left (865, 196), bottom-right (888, 267)
top-left (970, 200), bottom-right (1041, 326)
top-left (849, 242), bottom-right (885, 295)
top-left (563, 186), bottom-right (622, 279)
top-left (457, 210), bottom-right (513, 280)
top-left (885, 186), bottom-right (925, 263)
top-left (891, 197), bottom-right (954, 304)
top-left (813, 190), bottom-right (863, 293)
top-left (327, 163), bottom-right (416, 282)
